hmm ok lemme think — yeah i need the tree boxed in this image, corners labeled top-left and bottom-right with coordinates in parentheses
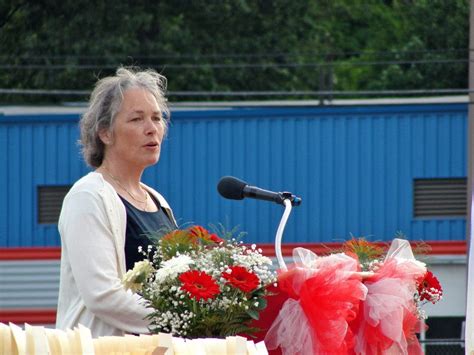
top-left (0, 0), bottom-right (469, 103)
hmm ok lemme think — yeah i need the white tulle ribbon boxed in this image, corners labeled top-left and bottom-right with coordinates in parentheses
top-left (293, 247), bottom-right (357, 271)
top-left (384, 238), bottom-right (426, 269)
top-left (265, 298), bottom-right (316, 355)
top-left (289, 247), bottom-right (362, 292)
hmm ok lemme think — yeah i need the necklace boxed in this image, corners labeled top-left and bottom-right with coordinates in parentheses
top-left (103, 167), bottom-right (149, 209)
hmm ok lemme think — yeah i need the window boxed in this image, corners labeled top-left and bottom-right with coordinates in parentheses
top-left (413, 178), bottom-right (466, 218)
top-left (37, 185), bottom-right (71, 224)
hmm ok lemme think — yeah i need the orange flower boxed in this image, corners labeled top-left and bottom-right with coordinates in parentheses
top-left (222, 266), bottom-right (260, 293)
top-left (179, 270), bottom-right (220, 301)
top-left (162, 229), bottom-right (198, 245)
top-left (342, 238), bottom-right (384, 267)
top-left (189, 225), bottom-right (208, 238)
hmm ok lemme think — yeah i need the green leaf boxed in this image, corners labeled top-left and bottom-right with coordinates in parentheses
top-left (255, 297), bottom-right (267, 310)
top-left (246, 309), bottom-right (260, 320)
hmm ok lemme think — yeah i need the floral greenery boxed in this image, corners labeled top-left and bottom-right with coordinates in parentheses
top-left (341, 237), bottom-right (385, 271)
top-left (122, 225), bottom-right (277, 338)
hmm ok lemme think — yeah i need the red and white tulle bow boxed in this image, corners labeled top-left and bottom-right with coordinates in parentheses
top-left (265, 239), bottom-right (428, 355)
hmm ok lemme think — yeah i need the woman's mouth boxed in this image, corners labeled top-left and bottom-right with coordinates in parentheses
top-left (144, 142), bottom-right (160, 150)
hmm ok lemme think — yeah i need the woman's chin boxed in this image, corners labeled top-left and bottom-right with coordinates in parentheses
top-left (144, 156), bottom-right (160, 167)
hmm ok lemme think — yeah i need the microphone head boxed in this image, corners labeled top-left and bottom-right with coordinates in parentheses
top-left (217, 176), bottom-right (247, 200)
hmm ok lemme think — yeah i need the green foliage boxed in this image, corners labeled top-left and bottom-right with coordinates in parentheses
top-left (208, 222), bottom-right (247, 242)
top-left (0, 0), bottom-right (469, 103)
top-left (176, 308), bottom-right (260, 338)
top-left (341, 236), bottom-right (385, 271)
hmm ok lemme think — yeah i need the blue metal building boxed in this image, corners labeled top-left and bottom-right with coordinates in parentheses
top-left (0, 101), bottom-right (467, 247)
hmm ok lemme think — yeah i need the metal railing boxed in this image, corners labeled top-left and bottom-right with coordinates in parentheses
top-left (420, 339), bottom-right (464, 355)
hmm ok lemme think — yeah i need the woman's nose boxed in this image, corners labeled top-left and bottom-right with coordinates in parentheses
top-left (144, 117), bottom-right (158, 134)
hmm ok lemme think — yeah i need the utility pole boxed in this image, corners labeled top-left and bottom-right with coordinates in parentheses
top-left (465, 0), bottom-right (474, 351)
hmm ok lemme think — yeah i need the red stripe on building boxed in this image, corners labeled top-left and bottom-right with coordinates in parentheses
top-left (259, 240), bottom-right (467, 256)
top-left (0, 241), bottom-right (466, 261)
top-left (0, 247), bottom-right (61, 260)
top-left (0, 309), bottom-right (56, 324)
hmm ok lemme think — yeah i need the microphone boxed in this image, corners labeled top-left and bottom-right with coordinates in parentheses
top-left (217, 176), bottom-right (302, 207)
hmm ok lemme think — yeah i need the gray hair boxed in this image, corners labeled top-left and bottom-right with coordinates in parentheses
top-left (79, 67), bottom-right (170, 168)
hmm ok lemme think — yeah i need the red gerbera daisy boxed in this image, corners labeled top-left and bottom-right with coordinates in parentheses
top-left (417, 270), bottom-right (443, 304)
top-left (179, 270), bottom-right (220, 301)
top-left (222, 266), bottom-right (260, 293)
top-left (208, 233), bottom-right (224, 244)
top-left (189, 225), bottom-right (224, 244)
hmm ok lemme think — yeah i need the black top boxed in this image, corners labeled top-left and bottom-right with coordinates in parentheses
top-left (121, 193), bottom-right (176, 271)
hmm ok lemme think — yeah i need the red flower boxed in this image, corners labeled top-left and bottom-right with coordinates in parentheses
top-left (189, 225), bottom-right (224, 244)
top-left (417, 270), bottom-right (443, 303)
top-left (208, 233), bottom-right (224, 244)
top-left (179, 270), bottom-right (220, 301)
top-left (222, 266), bottom-right (260, 293)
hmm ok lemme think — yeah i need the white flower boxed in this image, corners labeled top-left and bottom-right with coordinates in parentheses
top-left (122, 259), bottom-right (154, 292)
top-left (155, 254), bottom-right (194, 283)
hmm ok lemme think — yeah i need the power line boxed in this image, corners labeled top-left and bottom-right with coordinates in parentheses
top-left (0, 48), bottom-right (468, 61)
top-left (0, 88), bottom-right (89, 95)
top-left (169, 89), bottom-right (473, 97)
top-left (0, 58), bottom-right (468, 70)
top-left (0, 88), bottom-right (471, 97)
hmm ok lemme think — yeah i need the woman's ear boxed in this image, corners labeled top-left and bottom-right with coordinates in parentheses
top-left (98, 128), bottom-right (112, 145)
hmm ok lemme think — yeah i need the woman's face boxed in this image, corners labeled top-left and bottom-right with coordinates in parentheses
top-left (100, 87), bottom-right (166, 169)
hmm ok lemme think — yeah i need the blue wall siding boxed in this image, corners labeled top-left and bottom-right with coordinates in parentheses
top-left (0, 115), bottom-right (89, 247)
top-left (0, 104), bottom-right (467, 247)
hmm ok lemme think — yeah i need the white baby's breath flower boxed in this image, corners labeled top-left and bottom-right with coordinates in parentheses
top-left (155, 254), bottom-right (194, 283)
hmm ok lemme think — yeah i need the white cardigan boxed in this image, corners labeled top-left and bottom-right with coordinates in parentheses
top-left (56, 172), bottom-right (176, 337)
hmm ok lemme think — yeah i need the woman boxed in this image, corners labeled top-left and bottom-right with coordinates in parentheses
top-left (56, 67), bottom-right (177, 337)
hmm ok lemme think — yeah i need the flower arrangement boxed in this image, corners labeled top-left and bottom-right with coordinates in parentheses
top-left (122, 225), bottom-right (277, 338)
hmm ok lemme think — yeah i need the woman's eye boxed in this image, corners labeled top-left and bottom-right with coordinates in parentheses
top-left (131, 117), bottom-right (141, 121)
top-left (153, 116), bottom-right (162, 122)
